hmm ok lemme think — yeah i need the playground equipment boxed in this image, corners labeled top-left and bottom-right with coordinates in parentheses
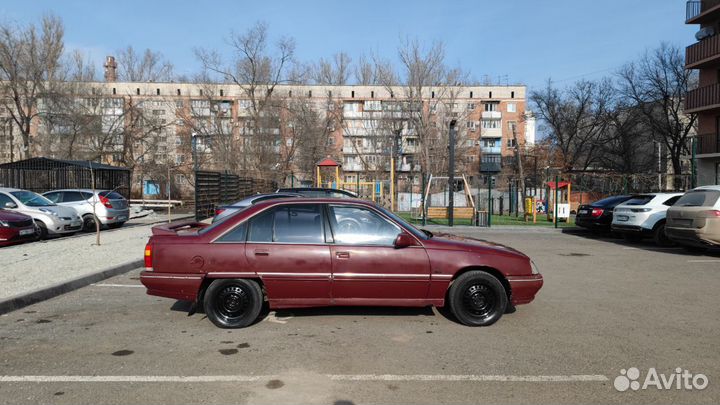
top-left (315, 158), bottom-right (341, 187)
top-left (414, 174), bottom-right (476, 221)
top-left (547, 180), bottom-right (571, 222)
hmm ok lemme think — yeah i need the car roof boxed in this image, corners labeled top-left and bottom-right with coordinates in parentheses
top-left (0, 187), bottom-right (22, 192)
top-left (692, 185), bottom-right (720, 191)
top-left (42, 189), bottom-right (111, 194)
top-left (252, 197), bottom-right (374, 208)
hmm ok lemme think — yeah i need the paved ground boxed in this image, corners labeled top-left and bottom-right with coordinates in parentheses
top-left (0, 227), bottom-right (718, 404)
top-left (0, 213), bottom-right (192, 303)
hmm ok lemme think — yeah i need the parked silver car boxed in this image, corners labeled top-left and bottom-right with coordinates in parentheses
top-left (212, 193), bottom-right (302, 223)
top-left (0, 188), bottom-right (82, 239)
top-left (43, 189), bottom-right (130, 231)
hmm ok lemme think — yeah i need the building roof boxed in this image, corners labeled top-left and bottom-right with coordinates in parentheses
top-left (0, 157), bottom-right (129, 172)
top-left (317, 158), bottom-right (341, 167)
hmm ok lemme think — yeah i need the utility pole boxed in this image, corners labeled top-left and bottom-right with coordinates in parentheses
top-left (448, 120), bottom-right (457, 227)
top-left (511, 122), bottom-right (526, 215)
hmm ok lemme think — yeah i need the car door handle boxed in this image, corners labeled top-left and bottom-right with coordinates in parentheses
top-left (254, 249), bottom-right (270, 256)
top-left (336, 251), bottom-right (350, 259)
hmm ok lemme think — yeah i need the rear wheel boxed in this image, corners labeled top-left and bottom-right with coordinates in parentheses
top-left (203, 279), bottom-right (263, 328)
top-left (34, 220), bottom-right (48, 240)
top-left (82, 214), bottom-right (98, 232)
top-left (653, 222), bottom-right (673, 247)
top-left (448, 271), bottom-right (507, 327)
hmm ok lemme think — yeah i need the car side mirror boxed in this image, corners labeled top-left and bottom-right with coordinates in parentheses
top-left (4, 201), bottom-right (17, 209)
top-left (394, 232), bottom-right (416, 249)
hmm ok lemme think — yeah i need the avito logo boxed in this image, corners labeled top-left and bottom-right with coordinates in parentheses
top-left (614, 367), bottom-right (709, 392)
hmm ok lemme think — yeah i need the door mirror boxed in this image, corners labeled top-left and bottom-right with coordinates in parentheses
top-left (394, 232), bottom-right (416, 249)
top-left (4, 201), bottom-right (17, 209)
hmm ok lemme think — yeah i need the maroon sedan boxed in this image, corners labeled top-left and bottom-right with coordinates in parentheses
top-left (141, 198), bottom-right (543, 328)
top-left (0, 209), bottom-right (37, 247)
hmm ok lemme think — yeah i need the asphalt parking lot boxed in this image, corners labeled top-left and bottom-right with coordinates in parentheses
top-left (0, 228), bottom-right (718, 405)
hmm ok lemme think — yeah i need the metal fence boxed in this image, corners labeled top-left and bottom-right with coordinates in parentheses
top-left (0, 157), bottom-right (131, 197)
top-left (194, 170), bottom-right (277, 220)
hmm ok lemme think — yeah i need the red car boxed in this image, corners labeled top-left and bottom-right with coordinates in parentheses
top-left (141, 198), bottom-right (543, 328)
top-left (0, 209), bottom-right (37, 246)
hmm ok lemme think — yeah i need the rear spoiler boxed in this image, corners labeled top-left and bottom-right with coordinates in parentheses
top-left (151, 220), bottom-right (208, 236)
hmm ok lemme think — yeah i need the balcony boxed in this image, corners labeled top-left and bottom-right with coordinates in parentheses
top-left (686, 34), bottom-right (720, 69)
top-left (697, 133), bottom-right (720, 155)
top-left (481, 127), bottom-right (503, 137)
top-left (482, 146), bottom-right (502, 154)
top-left (685, 83), bottom-right (720, 113)
top-left (687, 0), bottom-right (720, 24)
top-left (480, 161), bottom-right (501, 173)
top-left (482, 111), bottom-right (502, 119)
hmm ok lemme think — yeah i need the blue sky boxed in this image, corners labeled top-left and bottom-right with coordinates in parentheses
top-left (0, 0), bottom-right (696, 91)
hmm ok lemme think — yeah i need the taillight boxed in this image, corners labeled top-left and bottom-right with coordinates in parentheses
top-left (591, 208), bottom-right (604, 218)
top-left (99, 195), bottom-right (113, 209)
top-left (144, 243), bottom-right (153, 269)
top-left (215, 208), bottom-right (225, 216)
top-left (703, 210), bottom-right (720, 218)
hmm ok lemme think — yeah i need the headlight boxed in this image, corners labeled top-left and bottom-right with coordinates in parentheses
top-left (531, 261), bottom-right (540, 275)
top-left (0, 220), bottom-right (8, 227)
top-left (39, 208), bottom-right (58, 216)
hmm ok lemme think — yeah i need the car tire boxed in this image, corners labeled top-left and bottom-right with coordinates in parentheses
top-left (107, 222), bottom-right (124, 229)
top-left (82, 214), bottom-right (98, 232)
top-left (34, 220), bottom-right (48, 240)
top-left (652, 222), bottom-right (673, 247)
top-left (203, 279), bottom-right (263, 328)
top-left (448, 271), bottom-right (507, 327)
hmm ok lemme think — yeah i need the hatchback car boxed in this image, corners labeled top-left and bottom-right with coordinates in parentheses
top-left (0, 209), bottom-right (37, 246)
top-left (42, 189), bottom-right (130, 231)
top-left (212, 193), bottom-right (302, 223)
top-left (575, 195), bottom-right (633, 232)
top-left (665, 186), bottom-right (720, 250)
top-left (0, 188), bottom-right (82, 239)
top-left (141, 198), bottom-right (543, 328)
top-left (611, 192), bottom-right (683, 245)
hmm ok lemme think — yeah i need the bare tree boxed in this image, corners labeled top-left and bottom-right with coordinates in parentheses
top-left (530, 79), bottom-right (613, 172)
top-left (0, 14), bottom-right (65, 159)
top-left (617, 43), bottom-right (697, 189)
top-left (194, 21), bottom-right (295, 178)
top-left (116, 45), bottom-right (174, 82)
top-left (313, 52), bottom-right (352, 85)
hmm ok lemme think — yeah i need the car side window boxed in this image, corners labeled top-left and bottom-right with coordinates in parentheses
top-left (0, 193), bottom-right (14, 207)
top-left (81, 192), bottom-right (94, 200)
top-left (216, 222), bottom-right (248, 243)
top-left (328, 205), bottom-right (400, 246)
top-left (663, 196), bottom-right (681, 206)
top-left (247, 204), bottom-right (324, 244)
top-left (44, 192), bottom-right (62, 203)
top-left (63, 191), bottom-right (85, 202)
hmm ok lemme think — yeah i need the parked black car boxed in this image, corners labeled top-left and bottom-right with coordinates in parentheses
top-left (575, 195), bottom-right (633, 232)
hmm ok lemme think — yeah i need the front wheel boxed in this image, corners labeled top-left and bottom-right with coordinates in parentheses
top-left (448, 271), bottom-right (507, 326)
top-left (35, 220), bottom-right (48, 240)
top-left (203, 279), bottom-right (263, 328)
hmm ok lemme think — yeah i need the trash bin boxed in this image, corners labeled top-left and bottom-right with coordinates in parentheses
top-left (475, 210), bottom-right (489, 227)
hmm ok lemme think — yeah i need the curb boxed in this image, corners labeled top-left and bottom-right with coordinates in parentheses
top-left (0, 260), bottom-right (143, 315)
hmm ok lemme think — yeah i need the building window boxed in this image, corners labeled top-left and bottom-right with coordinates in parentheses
top-left (467, 103), bottom-right (475, 111)
top-left (511, 91), bottom-right (515, 99)
top-left (371, 91), bottom-right (374, 98)
top-left (508, 121), bottom-right (517, 132)
top-left (470, 91), bottom-right (473, 99)
top-left (156, 88), bottom-right (160, 95)
top-left (112, 88), bottom-right (116, 95)
top-left (177, 89), bottom-right (181, 96)
top-left (466, 121), bottom-right (478, 131)
top-left (175, 100), bottom-right (183, 108)
top-left (351, 90), bottom-right (355, 98)
top-left (288, 90), bottom-right (292, 97)
top-left (507, 138), bottom-right (516, 148)
top-left (431, 91), bottom-right (435, 99)
top-left (199, 89), bottom-right (203, 96)
top-left (489, 91), bottom-right (493, 98)
top-left (308, 90), bottom-right (312, 97)
top-left (481, 119), bottom-right (501, 129)
top-left (507, 103), bottom-right (516, 113)
top-left (136, 88), bottom-right (140, 95)
top-left (328, 90), bottom-right (332, 97)
top-left (484, 102), bottom-right (499, 112)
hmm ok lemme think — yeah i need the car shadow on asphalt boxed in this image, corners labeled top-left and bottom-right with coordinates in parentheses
top-left (562, 227), bottom-right (720, 257)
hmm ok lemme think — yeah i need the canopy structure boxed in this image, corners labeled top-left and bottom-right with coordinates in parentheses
top-left (0, 157), bottom-right (131, 197)
top-left (547, 181), bottom-right (570, 189)
top-left (316, 157), bottom-right (341, 187)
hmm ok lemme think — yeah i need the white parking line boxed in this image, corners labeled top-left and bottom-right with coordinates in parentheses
top-left (0, 374), bottom-right (608, 383)
top-left (91, 284), bottom-right (144, 288)
top-left (687, 259), bottom-right (720, 263)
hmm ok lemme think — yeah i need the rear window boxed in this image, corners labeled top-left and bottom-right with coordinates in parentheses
top-left (675, 190), bottom-right (720, 207)
top-left (99, 191), bottom-right (125, 200)
top-left (624, 195), bottom-right (654, 206)
top-left (591, 196), bottom-right (629, 207)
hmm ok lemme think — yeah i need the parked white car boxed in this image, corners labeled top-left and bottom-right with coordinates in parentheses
top-left (611, 192), bottom-right (684, 246)
top-left (42, 189), bottom-right (130, 232)
top-left (0, 187), bottom-right (82, 239)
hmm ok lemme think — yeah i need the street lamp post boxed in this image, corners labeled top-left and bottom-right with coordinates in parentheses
top-left (191, 132), bottom-right (198, 173)
top-left (448, 120), bottom-right (457, 227)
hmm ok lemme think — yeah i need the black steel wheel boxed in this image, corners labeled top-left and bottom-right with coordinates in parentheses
top-left (203, 279), bottom-right (263, 328)
top-left (448, 271), bottom-right (507, 326)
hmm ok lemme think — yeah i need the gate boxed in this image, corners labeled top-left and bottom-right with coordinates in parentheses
top-left (194, 171), bottom-right (277, 220)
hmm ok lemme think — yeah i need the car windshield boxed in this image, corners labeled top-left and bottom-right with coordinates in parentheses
top-left (10, 191), bottom-right (55, 207)
top-left (675, 190), bottom-right (720, 207)
top-left (374, 205), bottom-right (429, 240)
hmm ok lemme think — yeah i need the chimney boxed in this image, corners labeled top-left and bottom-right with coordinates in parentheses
top-left (104, 56), bottom-right (117, 82)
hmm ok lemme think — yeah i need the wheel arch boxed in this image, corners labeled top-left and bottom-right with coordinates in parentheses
top-left (197, 276), bottom-right (265, 303)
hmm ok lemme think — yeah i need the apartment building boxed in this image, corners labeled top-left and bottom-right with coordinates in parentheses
top-left (0, 62), bottom-right (533, 197)
top-left (686, 0), bottom-right (720, 185)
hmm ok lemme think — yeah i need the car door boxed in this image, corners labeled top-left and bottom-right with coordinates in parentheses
top-left (244, 203), bottom-right (332, 307)
top-left (327, 204), bottom-right (431, 305)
